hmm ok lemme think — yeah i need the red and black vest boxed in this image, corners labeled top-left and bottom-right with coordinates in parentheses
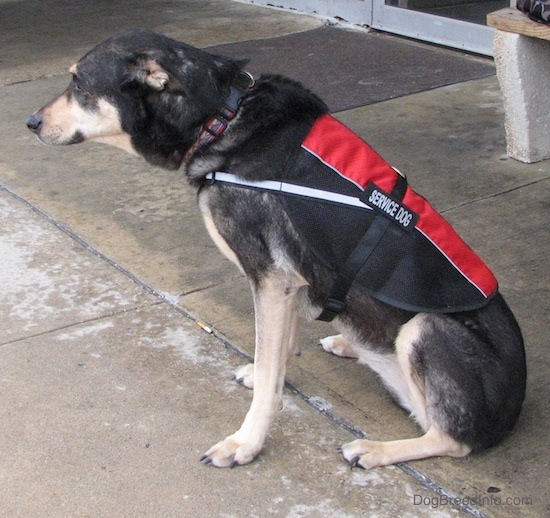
top-left (207, 114), bottom-right (498, 320)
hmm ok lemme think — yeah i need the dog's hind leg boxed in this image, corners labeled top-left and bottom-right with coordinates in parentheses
top-left (201, 270), bottom-right (305, 467)
top-left (320, 334), bottom-right (359, 359)
top-left (339, 314), bottom-right (471, 468)
top-left (340, 426), bottom-right (471, 469)
top-left (234, 362), bottom-right (255, 388)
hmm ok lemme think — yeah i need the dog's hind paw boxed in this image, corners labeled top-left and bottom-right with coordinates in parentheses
top-left (235, 363), bottom-right (254, 389)
top-left (340, 439), bottom-right (387, 469)
top-left (320, 335), bottom-right (359, 359)
top-left (340, 428), bottom-right (472, 468)
top-left (201, 434), bottom-right (259, 468)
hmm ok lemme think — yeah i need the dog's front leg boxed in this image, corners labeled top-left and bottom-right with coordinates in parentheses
top-left (201, 270), bottom-right (304, 468)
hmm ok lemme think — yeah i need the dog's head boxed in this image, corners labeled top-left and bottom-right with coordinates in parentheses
top-left (26, 29), bottom-right (247, 169)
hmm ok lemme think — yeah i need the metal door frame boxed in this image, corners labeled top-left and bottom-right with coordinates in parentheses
top-left (371, 1), bottom-right (496, 55)
top-left (237, 0), bottom-right (498, 56)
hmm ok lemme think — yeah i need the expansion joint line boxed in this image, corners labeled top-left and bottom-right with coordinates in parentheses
top-left (0, 182), bottom-right (485, 517)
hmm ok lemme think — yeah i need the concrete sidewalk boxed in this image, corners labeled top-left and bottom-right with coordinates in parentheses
top-left (0, 187), bottom-right (440, 516)
top-left (1, 1), bottom-right (548, 516)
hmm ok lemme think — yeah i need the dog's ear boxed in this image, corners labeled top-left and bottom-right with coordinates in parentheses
top-left (211, 55), bottom-right (250, 85)
top-left (143, 62), bottom-right (170, 90)
top-left (122, 55), bottom-right (178, 93)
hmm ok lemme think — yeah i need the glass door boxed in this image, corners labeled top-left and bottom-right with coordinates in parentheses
top-left (372, 1), bottom-right (511, 55)
top-left (243, 1), bottom-right (509, 56)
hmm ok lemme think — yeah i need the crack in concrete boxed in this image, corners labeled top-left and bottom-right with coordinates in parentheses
top-left (1, 181), bottom-right (488, 517)
top-left (440, 175), bottom-right (550, 214)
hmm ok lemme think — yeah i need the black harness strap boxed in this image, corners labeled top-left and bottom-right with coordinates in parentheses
top-left (316, 173), bottom-right (408, 321)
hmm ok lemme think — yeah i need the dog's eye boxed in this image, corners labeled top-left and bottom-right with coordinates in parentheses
top-left (72, 81), bottom-right (93, 101)
top-left (69, 77), bottom-right (97, 108)
top-left (71, 75), bottom-right (84, 92)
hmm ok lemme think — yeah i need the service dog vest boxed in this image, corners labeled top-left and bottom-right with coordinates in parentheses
top-left (206, 114), bottom-right (498, 319)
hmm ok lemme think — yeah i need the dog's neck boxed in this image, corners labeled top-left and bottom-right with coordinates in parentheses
top-left (184, 71), bottom-right (254, 163)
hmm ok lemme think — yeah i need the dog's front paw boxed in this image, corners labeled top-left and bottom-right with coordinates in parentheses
top-left (340, 439), bottom-right (388, 469)
top-left (234, 363), bottom-right (254, 389)
top-left (320, 335), bottom-right (359, 359)
top-left (200, 434), bottom-right (260, 468)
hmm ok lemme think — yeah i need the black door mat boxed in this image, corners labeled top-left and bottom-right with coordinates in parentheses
top-left (206, 26), bottom-right (495, 112)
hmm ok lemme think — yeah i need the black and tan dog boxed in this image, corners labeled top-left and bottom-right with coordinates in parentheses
top-left (26, 30), bottom-right (526, 470)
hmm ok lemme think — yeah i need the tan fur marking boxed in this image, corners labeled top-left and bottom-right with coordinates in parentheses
top-left (141, 58), bottom-right (182, 90)
top-left (91, 133), bottom-right (137, 154)
top-left (202, 270), bottom-right (306, 467)
top-left (394, 314), bottom-right (430, 430)
top-left (320, 334), bottom-right (359, 358)
top-left (198, 192), bottom-right (244, 273)
top-left (341, 426), bottom-right (471, 469)
top-left (34, 93), bottom-right (128, 148)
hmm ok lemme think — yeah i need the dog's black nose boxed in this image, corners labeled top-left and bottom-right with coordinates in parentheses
top-left (26, 113), bottom-right (42, 133)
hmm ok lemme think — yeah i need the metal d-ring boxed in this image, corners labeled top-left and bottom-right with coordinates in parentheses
top-left (240, 70), bottom-right (255, 90)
